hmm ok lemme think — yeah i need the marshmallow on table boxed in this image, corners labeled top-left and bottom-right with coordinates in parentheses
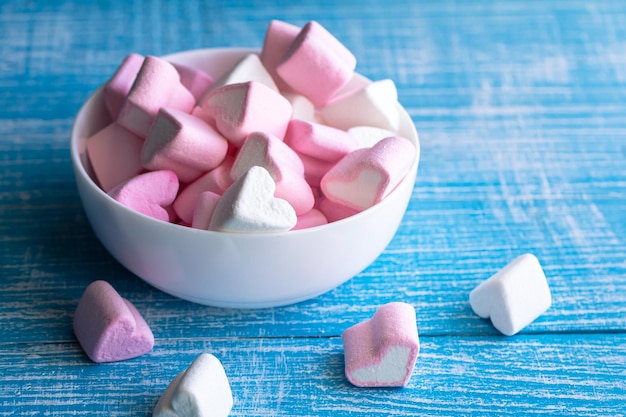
top-left (200, 81), bottom-right (292, 147)
top-left (321, 79), bottom-right (400, 132)
top-left (191, 191), bottom-right (221, 230)
top-left (108, 170), bottom-right (179, 222)
top-left (259, 19), bottom-right (301, 91)
top-left (207, 53), bottom-right (279, 93)
top-left (153, 353), bottom-right (233, 417)
top-left (209, 166), bottom-right (297, 233)
top-left (86, 122), bottom-right (144, 192)
top-left (231, 131), bottom-right (314, 215)
top-left (173, 156), bottom-right (234, 224)
top-left (141, 107), bottom-right (229, 183)
top-left (284, 119), bottom-right (359, 163)
top-left (348, 126), bottom-right (399, 149)
top-left (276, 20), bottom-right (357, 108)
top-left (73, 280), bottom-right (154, 363)
top-left (103, 53), bottom-right (144, 119)
top-left (172, 62), bottom-right (215, 103)
top-left (469, 253), bottom-right (552, 336)
top-left (321, 136), bottom-right (415, 212)
top-left (342, 302), bottom-right (420, 387)
top-left (117, 56), bottom-right (196, 138)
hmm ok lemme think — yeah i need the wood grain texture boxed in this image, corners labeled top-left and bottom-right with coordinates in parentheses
top-left (0, 0), bottom-right (624, 415)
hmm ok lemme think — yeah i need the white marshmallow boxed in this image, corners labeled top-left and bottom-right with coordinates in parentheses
top-left (347, 126), bottom-right (398, 149)
top-left (153, 353), bottom-right (232, 417)
top-left (321, 79), bottom-right (400, 132)
top-left (209, 166), bottom-right (297, 233)
top-left (469, 253), bottom-right (552, 336)
top-left (207, 53), bottom-right (279, 94)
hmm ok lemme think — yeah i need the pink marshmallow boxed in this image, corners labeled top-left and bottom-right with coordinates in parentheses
top-left (321, 136), bottom-right (415, 212)
top-left (231, 131), bottom-right (314, 215)
top-left (317, 196), bottom-right (360, 223)
top-left (172, 62), bottom-right (215, 103)
top-left (141, 107), bottom-right (229, 183)
top-left (276, 21), bottom-right (356, 108)
top-left (108, 170), bottom-right (179, 222)
top-left (292, 208), bottom-right (328, 230)
top-left (73, 280), bottom-right (154, 363)
top-left (117, 56), bottom-right (196, 138)
top-left (260, 20), bottom-right (301, 91)
top-left (86, 122), bottom-right (144, 192)
top-left (284, 119), bottom-right (358, 162)
top-left (200, 81), bottom-right (292, 147)
top-left (342, 302), bottom-right (419, 387)
top-left (191, 191), bottom-right (221, 230)
top-left (103, 53), bottom-right (144, 119)
top-left (172, 156), bottom-right (234, 224)
top-left (297, 152), bottom-right (336, 188)
top-left (209, 166), bottom-right (297, 233)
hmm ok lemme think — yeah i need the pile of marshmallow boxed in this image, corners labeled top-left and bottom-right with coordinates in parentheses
top-left (86, 20), bottom-right (416, 233)
top-left (72, 253), bottom-right (552, 416)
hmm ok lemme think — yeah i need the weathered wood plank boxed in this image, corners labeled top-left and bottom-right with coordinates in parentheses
top-left (1, 334), bottom-right (624, 416)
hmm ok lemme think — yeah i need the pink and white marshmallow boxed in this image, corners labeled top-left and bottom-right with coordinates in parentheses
top-left (86, 122), bottom-right (144, 192)
top-left (208, 53), bottom-right (278, 93)
top-left (103, 53), bottom-right (144, 119)
top-left (469, 253), bottom-right (552, 336)
top-left (276, 21), bottom-right (357, 108)
top-left (321, 136), bottom-right (415, 212)
top-left (108, 170), bottom-right (179, 222)
top-left (231, 131), bottom-right (314, 215)
top-left (153, 353), bottom-right (233, 417)
top-left (200, 81), bottom-right (292, 147)
top-left (209, 166), bottom-right (297, 233)
top-left (284, 119), bottom-right (358, 163)
top-left (191, 191), bottom-right (221, 230)
top-left (73, 280), bottom-right (154, 363)
top-left (259, 19), bottom-right (301, 92)
top-left (117, 56), bottom-right (196, 138)
top-left (141, 107), bottom-right (228, 183)
top-left (342, 302), bottom-right (420, 387)
top-left (172, 62), bottom-right (215, 103)
top-left (321, 79), bottom-right (400, 132)
top-left (172, 156), bottom-right (234, 224)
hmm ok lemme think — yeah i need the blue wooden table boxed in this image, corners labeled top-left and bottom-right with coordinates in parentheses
top-left (1, 1), bottom-right (625, 415)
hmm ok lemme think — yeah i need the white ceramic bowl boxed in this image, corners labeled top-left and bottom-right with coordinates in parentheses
top-left (70, 48), bottom-right (420, 308)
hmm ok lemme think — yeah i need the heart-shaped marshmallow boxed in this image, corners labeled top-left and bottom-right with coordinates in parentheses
top-left (141, 107), bottom-right (229, 183)
top-left (321, 79), bottom-right (400, 132)
top-left (231, 131), bottom-right (314, 215)
top-left (260, 19), bottom-right (301, 92)
top-left (73, 280), bottom-right (154, 363)
top-left (103, 53), bottom-right (144, 119)
top-left (86, 122), bottom-right (144, 192)
top-left (209, 166), bottom-right (297, 233)
top-left (284, 119), bottom-right (358, 163)
top-left (469, 253), bottom-right (552, 336)
top-left (321, 136), bottom-right (415, 212)
top-left (108, 170), bottom-right (179, 222)
top-left (207, 53), bottom-right (279, 94)
top-left (153, 353), bottom-right (233, 417)
top-left (173, 156), bottom-right (234, 224)
top-left (342, 302), bottom-right (420, 387)
top-left (200, 81), bottom-right (292, 147)
top-left (117, 56), bottom-right (195, 138)
top-left (276, 20), bottom-right (357, 108)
